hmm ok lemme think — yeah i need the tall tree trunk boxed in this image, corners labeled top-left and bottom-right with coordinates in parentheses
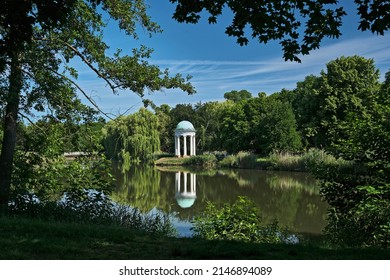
top-left (0, 53), bottom-right (22, 211)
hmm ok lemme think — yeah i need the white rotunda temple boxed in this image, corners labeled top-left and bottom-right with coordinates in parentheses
top-left (174, 120), bottom-right (196, 157)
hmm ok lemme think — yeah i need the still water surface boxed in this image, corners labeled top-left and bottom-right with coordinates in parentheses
top-left (112, 164), bottom-right (328, 236)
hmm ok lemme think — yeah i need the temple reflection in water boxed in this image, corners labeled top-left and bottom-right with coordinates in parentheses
top-left (175, 172), bottom-right (197, 208)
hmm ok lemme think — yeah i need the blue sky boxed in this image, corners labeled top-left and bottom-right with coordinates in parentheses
top-left (75, 1), bottom-right (390, 117)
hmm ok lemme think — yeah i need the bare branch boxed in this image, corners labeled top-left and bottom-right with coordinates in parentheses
top-left (50, 70), bottom-right (115, 120)
top-left (62, 42), bottom-right (117, 93)
top-left (18, 112), bottom-right (46, 134)
top-left (33, 37), bottom-right (117, 93)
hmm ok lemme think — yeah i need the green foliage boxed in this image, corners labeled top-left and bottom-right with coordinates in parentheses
top-left (316, 68), bottom-right (390, 248)
top-left (274, 76), bottom-right (322, 148)
top-left (316, 56), bottom-right (380, 147)
top-left (9, 153), bottom-right (175, 236)
top-left (218, 155), bottom-right (239, 168)
top-left (300, 149), bottom-right (352, 173)
top-left (193, 102), bottom-right (226, 152)
top-left (193, 196), bottom-right (284, 243)
top-left (223, 90), bottom-right (252, 102)
top-left (268, 152), bottom-right (304, 171)
top-left (218, 100), bottom-right (250, 153)
top-left (314, 157), bottom-right (388, 247)
top-left (162, 95), bottom-right (302, 155)
top-left (235, 151), bottom-right (258, 169)
top-left (154, 104), bottom-right (172, 153)
top-left (184, 154), bottom-right (217, 167)
top-left (103, 108), bottom-right (160, 163)
top-left (255, 99), bottom-right (302, 154)
top-left (8, 194), bottom-right (175, 237)
top-left (218, 152), bottom-right (258, 169)
top-left (217, 97), bottom-right (302, 154)
top-left (324, 185), bottom-right (390, 248)
top-left (19, 117), bottom-right (105, 157)
top-left (11, 152), bottom-right (115, 201)
top-left (0, 125), bottom-right (3, 151)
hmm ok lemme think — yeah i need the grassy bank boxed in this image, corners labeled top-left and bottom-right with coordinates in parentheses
top-left (155, 149), bottom-right (350, 173)
top-left (154, 154), bottom-right (217, 168)
top-left (0, 216), bottom-right (388, 259)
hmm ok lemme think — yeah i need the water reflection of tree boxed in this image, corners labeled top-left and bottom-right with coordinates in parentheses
top-left (191, 169), bottom-right (327, 234)
top-left (111, 163), bottom-right (170, 212)
top-left (111, 165), bottom-right (328, 234)
top-left (266, 172), bottom-right (320, 194)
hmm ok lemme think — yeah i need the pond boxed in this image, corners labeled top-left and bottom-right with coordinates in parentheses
top-left (111, 164), bottom-right (328, 237)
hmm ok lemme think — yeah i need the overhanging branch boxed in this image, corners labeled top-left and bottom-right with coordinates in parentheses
top-left (50, 70), bottom-right (115, 120)
top-left (33, 36), bottom-right (117, 93)
top-left (62, 42), bottom-right (117, 93)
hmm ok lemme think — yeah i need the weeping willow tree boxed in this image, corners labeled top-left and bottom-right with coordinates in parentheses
top-left (103, 108), bottom-right (160, 163)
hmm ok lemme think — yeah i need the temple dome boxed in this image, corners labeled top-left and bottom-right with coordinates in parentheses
top-left (176, 197), bottom-right (196, 208)
top-left (175, 120), bottom-right (195, 132)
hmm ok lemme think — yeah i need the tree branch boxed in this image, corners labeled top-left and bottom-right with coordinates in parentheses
top-left (18, 112), bottom-right (46, 134)
top-left (62, 42), bottom-right (117, 93)
top-left (50, 70), bottom-right (115, 120)
top-left (33, 37), bottom-right (117, 93)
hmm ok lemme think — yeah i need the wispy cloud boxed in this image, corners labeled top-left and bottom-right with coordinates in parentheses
top-left (153, 35), bottom-right (390, 94)
top-left (75, 34), bottom-right (390, 114)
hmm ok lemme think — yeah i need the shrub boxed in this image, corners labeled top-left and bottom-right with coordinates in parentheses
top-left (301, 148), bottom-right (352, 172)
top-left (218, 152), bottom-right (258, 169)
top-left (236, 151), bottom-right (258, 169)
top-left (218, 155), bottom-right (238, 168)
top-left (8, 190), bottom-right (176, 237)
top-left (268, 151), bottom-right (304, 171)
top-left (184, 154), bottom-right (217, 167)
top-left (192, 196), bottom-right (284, 243)
top-left (324, 184), bottom-right (390, 248)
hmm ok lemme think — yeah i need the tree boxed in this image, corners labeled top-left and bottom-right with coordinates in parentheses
top-left (273, 76), bottom-right (323, 148)
top-left (255, 98), bottom-right (302, 154)
top-left (312, 64), bottom-right (389, 247)
top-left (0, 0), bottom-right (78, 209)
top-left (103, 108), bottom-right (160, 163)
top-left (316, 56), bottom-right (380, 148)
top-left (170, 0), bottom-right (389, 62)
top-left (20, 115), bottom-right (106, 157)
top-left (154, 104), bottom-right (172, 153)
top-left (219, 100), bottom-right (250, 153)
top-left (0, 1), bottom-right (194, 208)
top-left (193, 101), bottom-right (226, 152)
top-left (223, 90), bottom-right (252, 103)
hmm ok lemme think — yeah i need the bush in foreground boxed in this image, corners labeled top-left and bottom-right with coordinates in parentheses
top-left (192, 196), bottom-right (288, 243)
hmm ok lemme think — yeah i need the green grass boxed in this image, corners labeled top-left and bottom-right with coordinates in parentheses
top-left (0, 216), bottom-right (389, 260)
top-left (154, 155), bottom-right (217, 167)
top-left (154, 157), bottom-right (188, 166)
top-left (217, 149), bottom-right (354, 172)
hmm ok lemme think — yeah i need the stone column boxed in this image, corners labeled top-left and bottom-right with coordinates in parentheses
top-left (183, 135), bottom-right (187, 156)
top-left (183, 172), bottom-right (187, 193)
top-left (189, 135), bottom-right (192, 156)
top-left (175, 172), bottom-right (181, 192)
top-left (178, 136), bottom-right (181, 157)
top-left (193, 173), bottom-right (196, 192)
top-left (190, 173), bottom-right (195, 193)
top-left (193, 135), bottom-right (196, 155)
top-left (174, 136), bottom-right (178, 156)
